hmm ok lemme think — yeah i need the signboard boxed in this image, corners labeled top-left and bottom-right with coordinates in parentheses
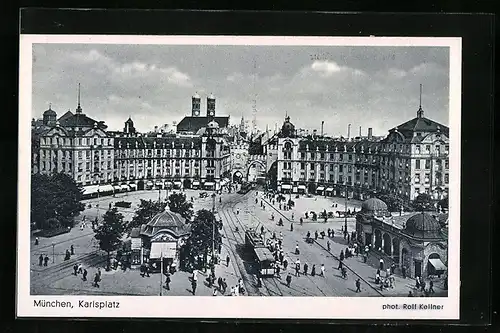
top-left (131, 238), bottom-right (142, 250)
top-left (150, 242), bottom-right (177, 259)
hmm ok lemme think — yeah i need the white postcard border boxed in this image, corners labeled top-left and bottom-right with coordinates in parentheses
top-left (18, 35), bottom-right (461, 319)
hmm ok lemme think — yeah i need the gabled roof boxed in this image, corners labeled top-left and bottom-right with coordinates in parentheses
top-left (58, 113), bottom-right (108, 130)
top-left (391, 116), bottom-right (449, 138)
top-left (58, 111), bottom-right (74, 122)
top-left (177, 116), bottom-right (229, 133)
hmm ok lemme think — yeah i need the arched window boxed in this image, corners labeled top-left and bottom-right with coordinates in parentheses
top-left (284, 142), bottom-right (292, 150)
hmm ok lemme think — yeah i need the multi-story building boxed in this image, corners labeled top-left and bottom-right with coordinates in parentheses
top-left (32, 93), bottom-right (232, 194)
top-left (32, 95), bottom-right (115, 192)
top-left (273, 104), bottom-right (449, 202)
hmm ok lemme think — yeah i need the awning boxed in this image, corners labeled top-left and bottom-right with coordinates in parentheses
top-left (316, 186), bottom-right (325, 191)
top-left (121, 184), bottom-right (130, 190)
top-left (298, 185), bottom-right (306, 190)
top-left (99, 185), bottom-right (114, 192)
top-left (82, 185), bottom-right (99, 195)
top-left (146, 181), bottom-right (154, 186)
top-left (129, 184), bottom-right (137, 189)
top-left (192, 181), bottom-right (200, 186)
top-left (326, 187), bottom-right (334, 192)
top-left (112, 185), bottom-right (121, 191)
top-left (204, 182), bottom-right (215, 186)
top-left (150, 242), bottom-right (177, 259)
top-left (428, 258), bottom-right (447, 271)
top-left (164, 181), bottom-right (173, 186)
top-left (281, 184), bottom-right (292, 189)
top-left (174, 181), bottom-right (182, 185)
top-left (155, 181), bottom-right (163, 185)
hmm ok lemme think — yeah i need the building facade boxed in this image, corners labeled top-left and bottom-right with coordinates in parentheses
top-left (273, 105), bottom-right (449, 202)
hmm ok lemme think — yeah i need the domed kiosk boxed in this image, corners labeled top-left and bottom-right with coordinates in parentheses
top-left (355, 197), bottom-right (448, 281)
top-left (136, 211), bottom-right (191, 272)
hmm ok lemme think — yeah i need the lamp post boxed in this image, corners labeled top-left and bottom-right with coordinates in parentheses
top-left (52, 243), bottom-right (55, 262)
top-left (344, 181), bottom-right (348, 235)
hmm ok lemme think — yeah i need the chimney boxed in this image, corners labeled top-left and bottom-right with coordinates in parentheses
top-left (368, 128), bottom-right (373, 140)
top-left (321, 121), bottom-right (324, 136)
top-left (359, 126), bottom-right (362, 137)
top-left (347, 124), bottom-right (351, 141)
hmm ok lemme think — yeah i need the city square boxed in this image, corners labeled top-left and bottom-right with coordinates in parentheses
top-left (29, 42), bottom-right (450, 298)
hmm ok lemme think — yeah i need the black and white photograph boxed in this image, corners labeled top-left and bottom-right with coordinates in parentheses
top-left (18, 35), bottom-right (461, 319)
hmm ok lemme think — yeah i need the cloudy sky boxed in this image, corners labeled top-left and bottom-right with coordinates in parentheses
top-left (32, 44), bottom-right (449, 136)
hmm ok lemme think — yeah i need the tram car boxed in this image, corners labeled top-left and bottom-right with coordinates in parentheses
top-left (245, 230), bottom-right (276, 277)
top-left (238, 182), bottom-right (252, 194)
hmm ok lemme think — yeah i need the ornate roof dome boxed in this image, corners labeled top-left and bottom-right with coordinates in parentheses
top-left (361, 197), bottom-right (388, 216)
top-left (404, 212), bottom-right (443, 239)
top-left (43, 107), bottom-right (56, 116)
top-left (280, 115), bottom-right (296, 137)
top-left (207, 120), bottom-right (219, 129)
top-left (143, 211), bottom-right (191, 238)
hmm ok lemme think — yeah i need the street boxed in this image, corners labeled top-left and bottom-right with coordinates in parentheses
top-left (31, 187), bottom-right (445, 297)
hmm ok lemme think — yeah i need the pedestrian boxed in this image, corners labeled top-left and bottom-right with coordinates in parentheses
top-left (64, 250), bottom-right (71, 261)
top-left (311, 264), bottom-right (316, 277)
top-left (295, 263), bottom-right (300, 277)
top-left (291, 213), bottom-right (294, 220)
top-left (230, 285), bottom-right (235, 296)
top-left (327, 241), bottom-right (331, 252)
top-left (332, 229), bottom-right (335, 238)
top-left (93, 273), bottom-right (100, 288)
top-left (38, 254), bottom-right (43, 266)
top-left (306, 231), bottom-right (311, 240)
top-left (356, 278), bottom-right (361, 292)
top-left (340, 250), bottom-right (344, 262)
top-left (327, 229), bottom-right (331, 238)
top-left (402, 266), bottom-right (407, 279)
top-left (192, 270), bottom-right (198, 282)
top-left (213, 288), bottom-right (217, 296)
top-left (191, 280), bottom-right (197, 295)
top-left (429, 280), bottom-right (435, 293)
top-left (165, 274), bottom-right (171, 290)
top-left (286, 273), bottom-right (292, 287)
top-left (295, 244), bottom-right (300, 255)
top-left (386, 268), bottom-right (391, 278)
top-left (379, 258), bottom-right (384, 270)
top-left (315, 231), bottom-right (318, 240)
top-left (416, 276), bottom-right (420, 289)
top-left (238, 278), bottom-right (244, 294)
top-left (97, 268), bottom-right (102, 280)
top-left (275, 264), bottom-right (281, 278)
top-left (290, 223), bottom-right (294, 232)
top-left (300, 217), bottom-right (303, 225)
top-left (420, 280), bottom-right (426, 292)
top-left (83, 269), bottom-right (88, 281)
top-left (408, 291), bottom-right (413, 297)
top-left (347, 234), bottom-right (350, 243)
top-left (234, 285), bottom-right (239, 296)
top-left (73, 264), bottom-right (78, 276)
top-left (261, 226), bottom-right (264, 234)
top-left (338, 260), bottom-right (343, 270)
top-left (303, 263), bottom-right (308, 276)
top-left (145, 265), bottom-right (150, 277)
top-left (44, 255), bottom-right (49, 266)
top-left (222, 278), bottom-right (227, 294)
top-left (78, 263), bottom-right (83, 274)
top-left (35, 237), bottom-right (39, 246)
top-left (226, 255), bottom-right (230, 267)
top-left (320, 264), bottom-right (325, 277)
top-left (283, 259), bottom-right (288, 270)
top-left (70, 245), bottom-right (74, 255)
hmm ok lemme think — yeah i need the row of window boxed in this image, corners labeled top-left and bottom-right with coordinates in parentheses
top-left (41, 137), bottom-right (113, 147)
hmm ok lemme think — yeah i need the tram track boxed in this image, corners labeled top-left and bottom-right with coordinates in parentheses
top-left (218, 194), bottom-right (263, 296)
top-left (31, 250), bottom-right (107, 288)
top-left (31, 231), bottom-right (95, 253)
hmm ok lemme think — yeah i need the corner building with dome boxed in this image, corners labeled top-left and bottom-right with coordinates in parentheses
top-left (356, 197), bottom-right (448, 279)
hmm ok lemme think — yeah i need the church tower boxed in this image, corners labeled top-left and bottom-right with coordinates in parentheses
top-left (192, 92), bottom-right (201, 116)
top-left (207, 93), bottom-right (216, 119)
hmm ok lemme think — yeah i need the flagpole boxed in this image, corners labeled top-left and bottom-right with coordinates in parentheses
top-left (160, 251), bottom-right (163, 296)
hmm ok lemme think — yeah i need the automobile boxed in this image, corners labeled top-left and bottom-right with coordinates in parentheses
top-left (199, 192), bottom-right (208, 198)
top-left (115, 201), bottom-right (132, 208)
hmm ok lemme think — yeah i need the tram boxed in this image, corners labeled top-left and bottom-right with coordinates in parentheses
top-left (245, 230), bottom-right (276, 277)
top-left (238, 182), bottom-right (252, 194)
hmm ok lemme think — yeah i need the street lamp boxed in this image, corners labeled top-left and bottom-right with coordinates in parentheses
top-left (344, 181), bottom-right (348, 235)
top-left (52, 243), bottom-right (55, 262)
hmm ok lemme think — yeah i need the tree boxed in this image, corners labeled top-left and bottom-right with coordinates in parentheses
top-left (94, 208), bottom-right (125, 270)
top-left (185, 209), bottom-right (222, 269)
top-left (414, 193), bottom-right (435, 212)
top-left (438, 197), bottom-right (449, 211)
top-left (168, 192), bottom-right (193, 219)
top-left (128, 199), bottom-right (167, 232)
top-left (31, 172), bottom-right (85, 230)
top-left (376, 191), bottom-right (414, 213)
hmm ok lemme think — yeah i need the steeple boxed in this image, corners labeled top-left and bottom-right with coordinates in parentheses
top-left (76, 83), bottom-right (83, 114)
top-left (417, 83), bottom-right (424, 118)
